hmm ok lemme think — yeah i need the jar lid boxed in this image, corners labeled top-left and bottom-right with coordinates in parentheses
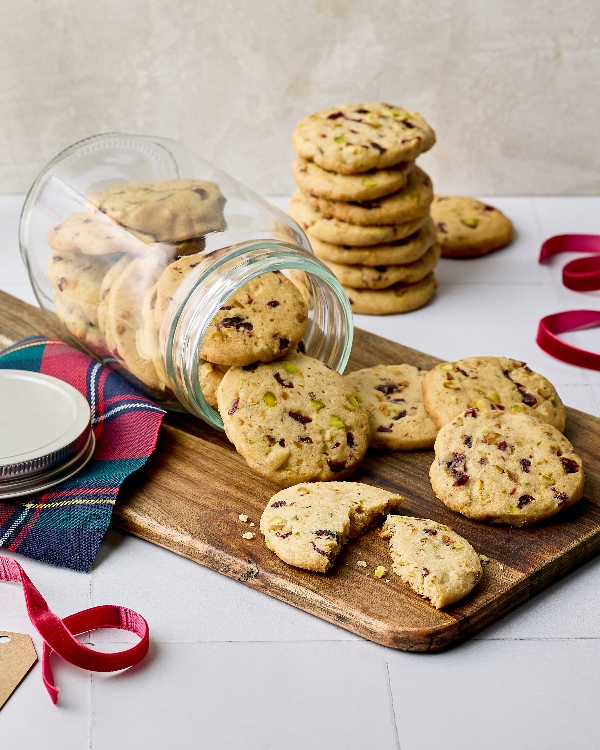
top-left (0, 370), bottom-right (95, 499)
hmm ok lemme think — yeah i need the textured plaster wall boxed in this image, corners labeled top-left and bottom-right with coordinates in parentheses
top-left (0, 0), bottom-right (599, 195)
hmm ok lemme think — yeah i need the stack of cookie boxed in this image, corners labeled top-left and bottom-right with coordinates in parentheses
top-left (288, 103), bottom-right (440, 315)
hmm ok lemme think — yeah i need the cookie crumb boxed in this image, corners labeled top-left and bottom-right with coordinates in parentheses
top-left (385, 579), bottom-right (390, 583)
top-left (479, 554), bottom-right (490, 564)
top-left (242, 532), bottom-right (255, 540)
top-left (249, 522), bottom-right (255, 527)
top-left (239, 514), bottom-right (249, 523)
top-left (374, 565), bottom-right (387, 579)
top-left (356, 560), bottom-right (367, 568)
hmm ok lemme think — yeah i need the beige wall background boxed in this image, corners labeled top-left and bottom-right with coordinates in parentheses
top-left (1, 0), bottom-right (599, 196)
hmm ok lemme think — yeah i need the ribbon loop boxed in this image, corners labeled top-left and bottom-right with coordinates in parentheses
top-left (0, 555), bottom-right (149, 704)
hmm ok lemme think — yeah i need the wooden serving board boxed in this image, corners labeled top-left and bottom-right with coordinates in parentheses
top-left (2, 288), bottom-right (600, 651)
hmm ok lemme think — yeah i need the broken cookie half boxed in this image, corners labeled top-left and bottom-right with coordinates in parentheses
top-left (381, 516), bottom-right (482, 608)
top-left (260, 482), bottom-right (404, 572)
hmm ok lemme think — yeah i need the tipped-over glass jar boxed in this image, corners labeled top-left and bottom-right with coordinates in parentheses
top-left (20, 133), bottom-right (354, 429)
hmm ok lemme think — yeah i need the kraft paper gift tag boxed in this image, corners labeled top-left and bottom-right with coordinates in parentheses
top-left (0, 631), bottom-right (37, 709)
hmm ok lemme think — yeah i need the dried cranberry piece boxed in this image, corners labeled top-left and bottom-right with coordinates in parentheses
top-left (402, 120), bottom-right (415, 129)
top-left (327, 459), bottom-right (346, 473)
top-left (370, 142), bottom-right (386, 153)
top-left (497, 441), bottom-right (508, 452)
top-left (479, 457), bottom-right (487, 465)
top-left (483, 204), bottom-right (495, 211)
top-left (377, 425), bottom-right (393, 433)
top-left (278, 438), bottom-right (286, 447)
top-left (298, 436), bottom-right (313, 443)
top-left (437, 221), bottom-right (447, 234)
top-left (310, 542), bottom-right (334, 559)
top-left (554, 491), bottom-right (569, 506)
top-left (222, 316), bottom-right (253, 332)
top-left (423, 529), bottom-right (437, 536)
top-left (279, 337), bottom-right (290, 350)
top-left (392, 410), bottom-right (407, 420)
top-left (314, 529), bottom-right (338, 541)
top-left (520, 458), bottom-right (531, 473)
top-left (276, 531), bottom-right (292, 539)
top-left (464, 408), bottom-right (478, 418)
top-left (192, 187), bottom-right (208, 199)
top-left (327, 111), bottom-right (344, 119)
top-left (376, 383), bottom-right (400, 395)
top-left (332, 441), bottom-right (341, 449)
top-left (271, 500), bottom-right (286, 508)
top-left (421, 568), bottom-right (430, 577)
top-left (455, 367), bottom-right (468, 377)
top-left (453, 452), bottom-right (466, 463)
top-left (289, 411), bottom-right (312, 424)
top-left (228, 398), bottom-right (239, 415)
top-left (517, 495), bottom-right (534, 508)
top-left (297, 340), bottom-right (306, 353)
top-left (58, 277), bottom-right (67, 291)
top-left (463, 435), bottom-right (473, 448)
top-left (354, 108), bottom-right (369, 113)
top-left (521, 392), bottom-right (537, 407)
top-left (346, 432), bottom-right (355, 447)
top-left (274, 372), bottom-right (294, 388)
top-left (267, 300), bottom-right (280, 307)
top-left (453, 472), bottom-right (470, 486)
top-left (561, 457), bottom-right (580, 473)
top-left (266, 435), bottom-right (276, 446)
top-left (220, 305), bottom-right (233, 310)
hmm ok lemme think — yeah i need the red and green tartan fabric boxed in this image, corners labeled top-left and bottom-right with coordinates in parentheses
top-left (0, 337), bottom-right (165, 572)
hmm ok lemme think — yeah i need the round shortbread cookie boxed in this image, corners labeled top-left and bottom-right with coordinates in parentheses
top-left (345, 364), bottom-right (438, 450)
top-left (53, 293), bottom-right (108, 355)
top-left (305, 166), bottom-right (433, 227)
top-left (105, 255), bottom-right (166, 391)
top-left (421, 356), bottom-right (566, 432)
top-left (200, 272), bottom-right (309, 367)
top-left (431, 195), bottom-right (514, 258)
top-left (98, 255), bottom-right (135, 337)
top-left (260, 482), bottom-right (404, 572)
top-left (381, 515), bottom-right (482, 608)
top-left (308, 219), bottom-right (437, 267)
top-left (344, 273), bottom-right (437, 315)
top-left (292, 157), bottom-right (413, 201)
top-left (324, 243), bottom-right (441, 290)
top-left (430, 409), bottom-right (584, 526)
top-left (288, 191), bottom-right (428, 247)
top-left (198, 362), bottom-right (229, 409)
top-left (87, 178), bottom-right (227, 242)
top-left (292, 103), bottom-right (435, 174)
top-left (217, 352), bottom-right (370, 486)
top-left (154, 252), bottom-right (206, 324)
top-left (46, 250), bottom-right (122, 318)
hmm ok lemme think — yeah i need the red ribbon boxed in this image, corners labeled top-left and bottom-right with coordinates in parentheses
top-left (0, 555), bottom-right (149, 704)
top-left (537, 234), bottom-right (600, 370)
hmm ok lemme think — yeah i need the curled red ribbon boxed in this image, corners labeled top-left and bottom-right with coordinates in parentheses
top-left (537, 234), bottom-right (600, 370)
top-left (0, 556), bottom-right (149, 704)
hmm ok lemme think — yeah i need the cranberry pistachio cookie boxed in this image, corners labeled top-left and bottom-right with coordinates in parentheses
top-left (324, 244), bottom-right (441, 290)
top-left (308, 218), bottom-right (437, 268)
top-left (305, 167), bottom-right (433, 226)
top-left (260, 482), bottom-right (403, 572)
top-left (47, 212), bottom-right (146, 256)
top-left (422, 357), bottom-right (566, 432)
top-left (345, 364), bottom-right (438, 449)
top-left (198, 362), bottom-right (229, 409)
top-left (381, 516), bottom-right (482, 608)
top-left (87, 178), bottom-right (227, 242)
top-left (288, 191), bottom-right (428, 247)
top-left (217, 352), bottom-right (370, 486)
top-left (430, 409), bottom-right (584, 526)
top-left (292, 103), bottom-right (435, 174)
top-left (344, 273), bottom-right (437, 315)
top-left (431, 196), bottom-right (514, 258)
top-left (292, 157), bottom-right (413, 202)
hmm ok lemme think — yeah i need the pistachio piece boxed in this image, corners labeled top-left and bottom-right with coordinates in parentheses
top-left (348, 394), bottom-right (362, 407)
top-left (263, 392), bottom-right (277, 407)
top-left (511, 404), bottom-right (524, 413)
top-left (330, 415), bottom-right (346, 429)
top-left (443, 381), bottom-right (461, 390)
top-left (311, 398), bottom-right (325, 411)
top-left (282, 362), bottom-right (298, 374)
top-left (486, 392), bottom-right (501, 404)
top-left (461, 217), bottom-right (480, 228)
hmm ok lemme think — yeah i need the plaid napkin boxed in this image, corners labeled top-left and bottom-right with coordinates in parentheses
top-left (0, 337), bottom-right (165, 572)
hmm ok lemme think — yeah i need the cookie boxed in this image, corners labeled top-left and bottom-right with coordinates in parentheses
top-left (98, 255), bottom-right (135, 336)
top-left (308, 219), bottom-right (437, 267)
top-left (53, 293), bottom-right (108, 354)
top-left (429, 409), bottom-right (584, 526)
top-left (217, 352), bottom-right (370, 486)
top-left (345, 364), bottom-right (438, 449)
top-left (381, 515), bottom-right (482, 608)
top-left (200, 272), bottom-right (309, 366)
top-left (324, 243), bottom-right (441, 290)
top-left (431, 196), bottom-right (514, 258)
top-left (421, 357), bottom-right (566, 432)
top-left (260, 482), bottom-right (404, 572)
top-left (136, 282), bottom-right (171, 389)
top-left (292, 157), bottom-right (413, 202)
top-left (304, 167), bottom-right (433, 226)
top-left (154, 252), bottom-right (207, 324)
top-left (47, 213), bottom-right (146, 256)
top-left (46, 250), bottom-right (122, 318)
top-left (198, 362), bottom-right (229, 409)
top-left (344, 273), bottom-right (437, 315)
top-left (87, 178), bottom-right (227, 242)
top-left (288, 191), bottom-right (428, 247)
top-left (292, 103), bottom-right (435, 174)
top-left (105, 256), bottom-right (166, 391)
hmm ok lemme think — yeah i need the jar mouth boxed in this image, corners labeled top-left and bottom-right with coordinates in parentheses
top-left (163, 241), bottom-right (354, 429)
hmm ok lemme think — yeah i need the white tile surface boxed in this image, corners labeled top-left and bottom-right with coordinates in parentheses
top-left (2, 196), bottom-right (600, 748)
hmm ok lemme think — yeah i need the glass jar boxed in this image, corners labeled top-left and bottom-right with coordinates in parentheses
top-left (20, 133), bottom-right (354, 429)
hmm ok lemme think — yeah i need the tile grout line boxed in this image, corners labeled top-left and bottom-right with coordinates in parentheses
top-left (88, 673), bottom-right (94, 750)
top-left (383, 647), bottom-right (402, 750)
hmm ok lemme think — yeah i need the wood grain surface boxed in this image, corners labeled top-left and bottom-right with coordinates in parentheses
top-left (2, 288), bottom-right (600, 651)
